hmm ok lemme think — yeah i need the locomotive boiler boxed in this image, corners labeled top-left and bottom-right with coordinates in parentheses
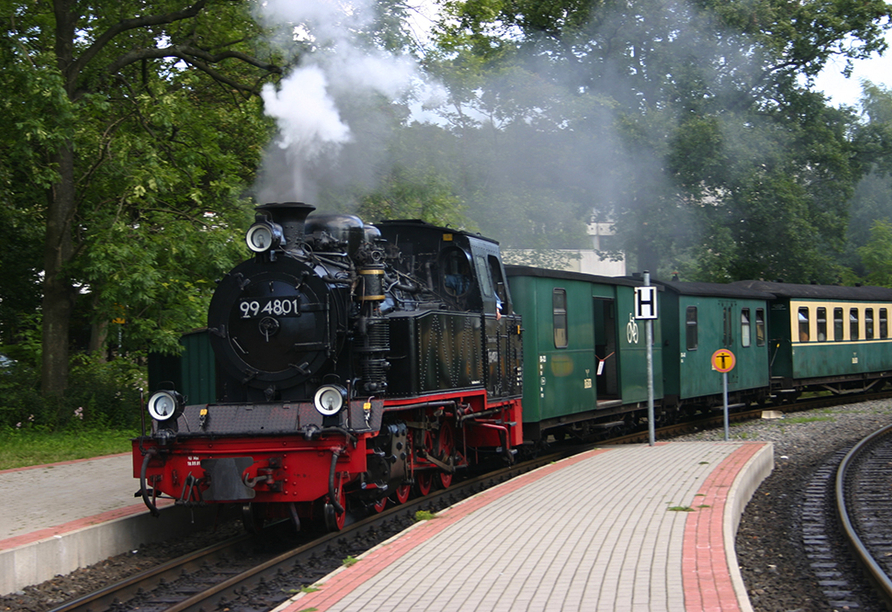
top-left (134, 202), bottom-right (523, 531)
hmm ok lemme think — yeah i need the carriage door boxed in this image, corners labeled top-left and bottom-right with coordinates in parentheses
top-left (593, 298), bottom-right (619, 399)
top-left (720, 301), bottom-right (740, 385)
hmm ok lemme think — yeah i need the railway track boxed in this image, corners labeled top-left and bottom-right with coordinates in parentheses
top-left (836, 422), bottom-right (892, 608)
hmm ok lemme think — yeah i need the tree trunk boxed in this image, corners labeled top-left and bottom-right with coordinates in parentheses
top-left (40, 145), bottom-right (77, 396)
top-left (41, 0), bottom-right (78, 396)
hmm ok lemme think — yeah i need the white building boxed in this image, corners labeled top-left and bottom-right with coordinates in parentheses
top-left (502, 222), bottom-right (626, 277)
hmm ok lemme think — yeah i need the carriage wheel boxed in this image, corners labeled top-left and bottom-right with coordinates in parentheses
top-left (373, 496), bottom-right (388, 513)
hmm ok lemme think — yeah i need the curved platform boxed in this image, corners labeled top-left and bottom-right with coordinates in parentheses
top-left (273, 441), bottom-right (773, 612)
top-left (1, 441), bottom-right (772, 610)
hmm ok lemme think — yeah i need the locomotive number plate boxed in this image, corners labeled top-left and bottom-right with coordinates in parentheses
top-left (239, 298), bottom-right (302, 318)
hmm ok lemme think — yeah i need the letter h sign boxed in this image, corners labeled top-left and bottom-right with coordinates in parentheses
top-left (635, 287), bottom-right (658, 320)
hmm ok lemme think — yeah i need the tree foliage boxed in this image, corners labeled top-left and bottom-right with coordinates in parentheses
top-left (424, 0), bottom-right (892, 282)
top-left (1, 0), bottom-right (284, 396)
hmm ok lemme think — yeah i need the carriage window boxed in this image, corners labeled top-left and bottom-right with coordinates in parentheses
top-left (816, 307), bottom-right (827, 342)
top-left (755, 309), bottom-right (765, 346)
top-left (723, 307), bottom-right (733, 347)
top-left (850, 308), bottom-right (859, 341)
top-left (866, 308), bottom-right (874, 339)
top-left (834, 308), bottom-right (844, 341)
top-left (798, 307), bottom-right (809, 342)
top-left (553, 289), bottom-right (568, 348)
top-left (882, 309), bottom-right (888, 339)
top-left (686, 306), bottom-right (698, 350)
top-left (741, 309), bottom-right (751, 347)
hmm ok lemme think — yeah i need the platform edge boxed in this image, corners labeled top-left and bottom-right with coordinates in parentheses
top-left (725, 443), bottom-right (774, 612)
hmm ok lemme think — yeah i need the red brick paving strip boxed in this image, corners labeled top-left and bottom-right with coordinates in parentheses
top-left (683, 443), bottom-right (763, 612)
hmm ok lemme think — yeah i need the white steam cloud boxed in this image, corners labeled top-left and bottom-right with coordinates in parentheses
top-left (255, 0), bottom-right (434, 204)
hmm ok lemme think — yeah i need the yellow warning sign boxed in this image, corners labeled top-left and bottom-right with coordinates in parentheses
top-left (711, 349), bottom-right (736, 373)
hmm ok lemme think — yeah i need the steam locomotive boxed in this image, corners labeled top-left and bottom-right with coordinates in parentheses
top-left (134, 202), bottom-right (892, 532)
top-left (134, 202), bottom-right (523, 531)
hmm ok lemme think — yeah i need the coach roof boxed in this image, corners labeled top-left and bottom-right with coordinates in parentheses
top-left (730, 280), bottom-right (892, 301)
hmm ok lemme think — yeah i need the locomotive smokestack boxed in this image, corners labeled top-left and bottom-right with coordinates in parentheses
top-left (256, 202), bottom-right (316, 249)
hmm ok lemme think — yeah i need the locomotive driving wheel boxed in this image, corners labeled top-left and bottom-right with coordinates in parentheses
top-left (436, 421), bottom-right (455, 489)
top-left (414, 428), bottom-right (435, 495)
top-left (241, 502), bottom-right (266, 535)
top-left (392, 429), bottom-right (413, 504)
top-left (415, 471), bottom-right (433, 496)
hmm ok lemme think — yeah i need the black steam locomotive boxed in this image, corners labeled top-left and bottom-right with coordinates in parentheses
top-left (134, 202), bottom-right (523, 530)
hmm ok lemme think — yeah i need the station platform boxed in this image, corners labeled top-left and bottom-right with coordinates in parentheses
top-left (0, 454), bottom-right (222, 596)
top-left (1, 441), bottom-right (773, 610)
top-left (273, 441), bottom-right (774, 612)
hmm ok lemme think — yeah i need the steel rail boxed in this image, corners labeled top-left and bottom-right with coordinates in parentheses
top-left (835, 423), bottom-right (892, 607)
top-left (46, 534), bottom-right (254, 612)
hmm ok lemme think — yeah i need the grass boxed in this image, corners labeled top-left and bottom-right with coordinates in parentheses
top-left (782, 415), bottom-right (833, 425)
top-left (0, 428), bottom-right (137, 470)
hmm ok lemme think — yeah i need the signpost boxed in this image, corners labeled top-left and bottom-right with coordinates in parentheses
top-left (711, 349), bottom-right (736, 441)
top-left (635, 275), bottom-right (658, 446)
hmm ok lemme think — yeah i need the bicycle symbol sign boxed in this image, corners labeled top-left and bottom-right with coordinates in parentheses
top-left (626, 314), bottom-right (639, 344)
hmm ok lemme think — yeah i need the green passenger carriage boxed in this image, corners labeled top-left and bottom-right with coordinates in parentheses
top-left (506, 266), bottom-right (663, 439)
top-left (731, 281), bottom-right (892, 395)
top-left (657, 281), bottom-right (773, 409)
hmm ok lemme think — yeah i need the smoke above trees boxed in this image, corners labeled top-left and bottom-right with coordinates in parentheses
top-left (252, 0), bottom-right (892, 284)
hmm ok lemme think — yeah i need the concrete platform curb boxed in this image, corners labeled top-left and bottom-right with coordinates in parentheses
top-left (0, 504), bottom-right (227, 596)
top-left (726, 443), bottom-right (774, 612)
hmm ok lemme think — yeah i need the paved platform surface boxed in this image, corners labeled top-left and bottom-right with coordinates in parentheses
top-left (0, 454), bottom-right (190, 596)
top-left (0, 454), bottom-right (141, 545)
top-left (274, 441), bottom-right (774, 612)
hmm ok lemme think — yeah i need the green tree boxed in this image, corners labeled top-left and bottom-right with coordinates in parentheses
top-left (2, 0), bottom-right (284, 396)
top-left (858, 219), bottom-right (892, 286)
top-left (428, 0), bottom-right (891, 280)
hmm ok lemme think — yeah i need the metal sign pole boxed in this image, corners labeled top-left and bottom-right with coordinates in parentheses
top-left (645, 271), bottom-right (655, 447)
top-left (723, 371), bottom-right (730, 441)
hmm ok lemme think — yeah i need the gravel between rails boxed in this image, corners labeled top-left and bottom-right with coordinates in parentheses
top-left (2, 399), bottom-right (891, 612)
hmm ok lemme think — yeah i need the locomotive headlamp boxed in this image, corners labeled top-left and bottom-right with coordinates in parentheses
top-left (246, 221), bottom-right (284, 253)
top-left (147, 390), bottom-right (185, 422)
top-left (313, 385), bottom-right (347, 416)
